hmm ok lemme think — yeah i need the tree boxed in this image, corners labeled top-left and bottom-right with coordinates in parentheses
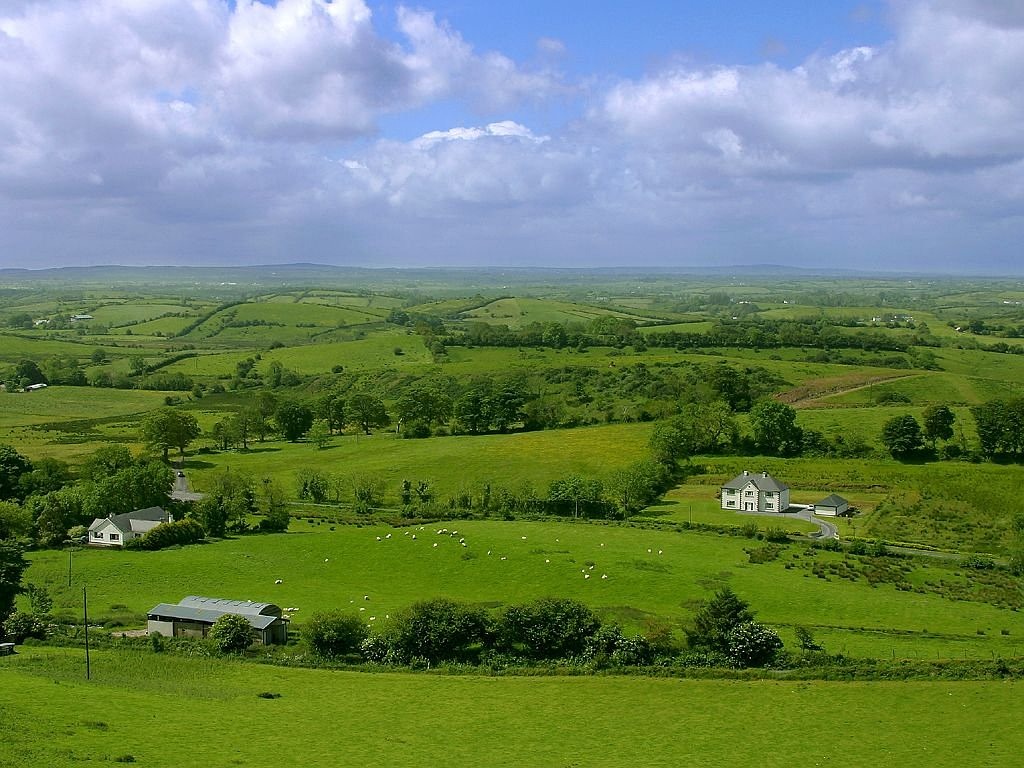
top-left (209, 613), bottom-right (254, 653)
top-left (387, 598), bottom-right (490, 664)
top-left (199, 470), bottom-right (255, 534)
top-left (971, 398), bottom-right (1024, 458)
top-left (0, 540), bottom-right (28, 637)
top-left (142, 407), bottom-right (200, 462)
top-left (250, 391), bottom-right (278, 442)
top-left (499, 598), bottom-right (601, 660)
top-left (606, 459), bottom-right (670, 516)
top-left (921, 404), bottom-right (955, 449)
top-left (648, 421), bottom-right (691, 467)
top-left (79, 461), bottom-right (173, 521)
top-left (727, 621), bottom-right (783, 667)
top-left (301, 611), bottom-right (368, 658)
top-left (80, 445), bottom-right (134, 482)
top-left (308, 419), bottom-right (331, 449)
top-left (275, 399), bottom-right (314, 442)
top-left (17, 457), bottom-right (73, 497)
top-left (548, 475), bottom-right (604, 519)
top-left (0, 501), bottom-right (33, 540)
top-left (347, 393), bottom-right (389, 435)
top-left (257, 477), bottom-right (290, 532)
top-left (34, 487), bottom-right (86, 547)
top-left (317, 388), bottom-right (347, 434)
top-left (881, 414), bottom-right (925, 458)
top-left (749, 399), bottom-right (802, 455)
top-left (687, 586), bottom-right (755, 653)
top-left (0, 445), bottom-right (32, 501)
top-left (14, 359), bottom-right (46, 386)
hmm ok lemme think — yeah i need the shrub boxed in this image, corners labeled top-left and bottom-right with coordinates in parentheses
top-left (129, 519), bottom-right (205, 550)
top-left (387, 598), bottom-right (491, 664)
top-left (687, 587), bottom-right (754, 653)
top-left (301, 611), bottom-right (369, 659)
top-left (5, 611), bottom-right (48, 643)
top-left (209, 614), bottom-right (254, 653)
top-left (498, 598), bottom-right (600, 660)
top-left (727, 621), bottom-right (784, 667)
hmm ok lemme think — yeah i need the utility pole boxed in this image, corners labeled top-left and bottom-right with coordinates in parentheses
top-left (83, 585), bottom-right (91, 680)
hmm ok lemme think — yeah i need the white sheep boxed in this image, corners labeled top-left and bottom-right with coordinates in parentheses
top-left (364, 595), bottom-right (370, 600)
top-left (274, 579), bottom-right (283, 584)
top-left (601, 574), bottom-right (608, 580)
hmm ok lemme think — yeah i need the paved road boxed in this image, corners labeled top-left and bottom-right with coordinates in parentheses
top-left (171, 466), bottom-right (204, 502)
top-left (734, 506), bottom-right (839, 540)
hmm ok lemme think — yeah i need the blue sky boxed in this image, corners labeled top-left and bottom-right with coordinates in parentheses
top-left (0, 0), bottom-right (1022, 274)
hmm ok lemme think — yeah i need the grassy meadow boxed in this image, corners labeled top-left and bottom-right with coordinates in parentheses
top-left (3, 647), bottom-right (1019, 768)
top-left (23, 519), bottom-right (1024, 659)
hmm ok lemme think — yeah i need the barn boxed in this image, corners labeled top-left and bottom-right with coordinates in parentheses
top-left (147, 596), bottom-right (289, 645)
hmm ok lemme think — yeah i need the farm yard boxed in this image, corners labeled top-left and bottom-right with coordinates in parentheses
top-left (4, 266), bottom-right (1024, 765)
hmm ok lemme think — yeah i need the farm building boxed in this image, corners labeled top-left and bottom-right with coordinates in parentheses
top-left (813, 494), bottom-right (850, 517)
top-left (88, 506), bottom-right (173, 547)
top-left (147, 596), bottom-right (289, 645)
top-left (720, 471), bottom-right (790, 513)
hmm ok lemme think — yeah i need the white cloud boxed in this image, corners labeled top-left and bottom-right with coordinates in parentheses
top-left (0, 0), bottom-right (1022, 271)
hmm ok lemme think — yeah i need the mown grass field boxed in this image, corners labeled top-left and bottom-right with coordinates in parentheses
top-left (460, 297), bottom-right (659, 327)
top-left (23, 519), bottom-right (1024, 659)
top-left (3, 647), bottom-right (1019, 768)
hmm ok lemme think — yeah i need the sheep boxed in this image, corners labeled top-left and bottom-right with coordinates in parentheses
top-left (324, 558), bottom-right (330, 562)
top-left (274, 579), bottom-right (283, 584)
top-left (385, 533), bottom-right (392, 539)
top-left (500, 556), bottom-right (507, 561)
top-left (412, 534), bottom-right (417, 540)
top-left (545, 559), bottom-right (550, 563)
top-left (521, 536), bottom-right (527, 540)
top-left (658, 550), bottom-right (663, 555)
top-left (601, 574), bottom-right (608, 580)
top-left (461, 542), bottom-right (467, 547)
top-left (376, 536), bottom-right (382, 541)
top-left (584, 574), bottom-right (591, 579)
top-left (433, 542), bottom-right (438, 548)
top-left (359, 607), bottom-right (365, 612)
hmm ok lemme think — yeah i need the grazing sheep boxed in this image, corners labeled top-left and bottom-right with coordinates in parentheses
top-left (658, 550), bottom-right (663, 555)
top-left (359, 607), bottom-right (365, 611)
top-left (433, 542), bottom-right (438, 548)
top-left (500, 556), bottom-right (507, 561)
top-left (412, 534), bottom-right (417, 540)
top-left (545, 559), bottom-right (550, 563)
top-left (385, 533), bottom-right (392, 539)
top-left (601, 574), bottom-right (608, 580)
top-left (461, 542), bottom-right (467, 547)
top-left (364, 595), bottom-right (370, 600)
top-left (521, 536), bottom-right (527, 540)
top-left (274, 579), bottom-right (283, 584)
top-left (324, 558), bottom-right (330, 562)
top-left (376, 536), bottom-right (382, 541)
top-left (584, 574), bottom-right (591, 579)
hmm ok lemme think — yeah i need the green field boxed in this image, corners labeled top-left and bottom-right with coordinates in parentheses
top-left (461, 297), bottom-right (659, 327)
top-left (3, 648), bottom-right (1018, 768)
top-left (23, 519), bottom-right (1024, 659)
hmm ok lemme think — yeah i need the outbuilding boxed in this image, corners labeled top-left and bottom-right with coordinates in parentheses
top-left (812, 494), bottom-right (850, 517)
top-left (147, 596), bottom-right (289, 645)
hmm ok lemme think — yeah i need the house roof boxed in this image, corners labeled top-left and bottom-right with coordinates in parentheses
top-left (815, 494), bottom-right (849, 507)
top-left (147, 596), bottom-right (285, 631)
top-left (721, 471), bottom-right (789, 492)
top-left (88, 506), bottom-right (170, 534)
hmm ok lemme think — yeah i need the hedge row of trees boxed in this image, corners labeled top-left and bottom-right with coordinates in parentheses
top-left (297, 589), bottom-right (783, 669)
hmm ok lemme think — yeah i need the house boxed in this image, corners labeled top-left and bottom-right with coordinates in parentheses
top-left (720, 470), bottom-right (790, 513)
top-left (812, 494), bottom-right (849, 517)
top-left (88, 506), bottom-right (173, 548)
top-left (147, 596), bottom-right (289, 645)
top-left (70, 313), bottom-right (94, 321)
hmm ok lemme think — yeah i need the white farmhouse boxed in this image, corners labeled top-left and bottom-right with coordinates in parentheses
top-left (720, 471), bottom-right (790, 513)
top-left (88, 506), bottom-right (173, 547)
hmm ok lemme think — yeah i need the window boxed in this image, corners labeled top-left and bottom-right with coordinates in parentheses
top-left (766, 503), bottom-right (774, 510)
top-left (745, 490), bottom-right (754, 497)
top-left (109, 533), bottom-right (120, 541)
top-left (726, 501), bottom-right (736, 507)
top-left (765, 492), bottom-right (775, 497)
top-left (93, 531), bottom-right (103, 539)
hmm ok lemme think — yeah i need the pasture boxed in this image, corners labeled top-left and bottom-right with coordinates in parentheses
top-left (23, 520), bottom-right (1024, 659)
top-left (3, 648), bottom-right (1019, 768)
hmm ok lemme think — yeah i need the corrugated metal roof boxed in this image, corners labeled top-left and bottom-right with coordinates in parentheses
top-left (179, 596), bottom-right (281, 617)
top-left (147, 601), bottom-right (285, 631)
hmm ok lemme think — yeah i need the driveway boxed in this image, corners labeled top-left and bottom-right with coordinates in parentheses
top-left (734, 506), bottom-right (839, 540)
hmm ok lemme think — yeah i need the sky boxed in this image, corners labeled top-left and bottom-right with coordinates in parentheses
top-left (0, 0), bottom-right (1022, 274)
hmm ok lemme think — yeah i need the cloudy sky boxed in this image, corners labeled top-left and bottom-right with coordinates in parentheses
top-left (1, 0), bottom-right (1022, 274)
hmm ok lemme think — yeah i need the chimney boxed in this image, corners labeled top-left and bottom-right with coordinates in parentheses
top-left (742, 470), bottom-right (749, 476)
top-left (762, 472), bottom-right (768, 478)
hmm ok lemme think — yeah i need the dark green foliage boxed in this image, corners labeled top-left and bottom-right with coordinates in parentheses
top-left (257, 478), bottom-right (290, 532)
top-left (547, 475), bottom-right (605, 519)
top-left (971, 398), bottom-right (1024, 458)
top-left (0, 501), bottom-right (32, 540)
top-left (607, 459), bottom-right (671, 515)
top-left (141, 407), bottom-right (201, 462)
top-left (0, 445), bottom-right (32, 501)
top-left (346, 392), bottom-right (390, 434)
top-left (0, 540), bottom-right (28, 636)
top-left (749, 399), bottom-right (802, 456)
top-left (499, 597), bottom-right (600, 660)
top-left (688, 586), bottom-right (755, 653)
top-left (881, 414), bottom-right (925, 457)
top-left (209, 613), bottom-right (255, 653)
top-left (795, 626), bottom-right (822, 651)
top-left (301, 610), bottom-right (369, 658)
top-left (275, 399), bottom-right (315, 442)
top-left (14, 359), bottom-right (47, 386)
top-left (386, 598), bottom-right (490, 664)
top-left (126, 518), bottom-right (205, 550)
top-left (922, 404), bottom-right (956, 448)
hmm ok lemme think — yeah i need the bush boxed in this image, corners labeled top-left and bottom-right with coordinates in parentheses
top-left (128, 519), bottom-right (205, 550)
top-left (498, 598), bottom-right (600, 660)
top-left (301, 611), bottom-right (369, 659)
top-left (209, 614), bottom-right (254, 653)
top-left (6, 611), bottom-right (48, 643)
top-left (386, 598), bottom-right (491, 664)
top-left (727, 621), bottom-right (783, 667)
